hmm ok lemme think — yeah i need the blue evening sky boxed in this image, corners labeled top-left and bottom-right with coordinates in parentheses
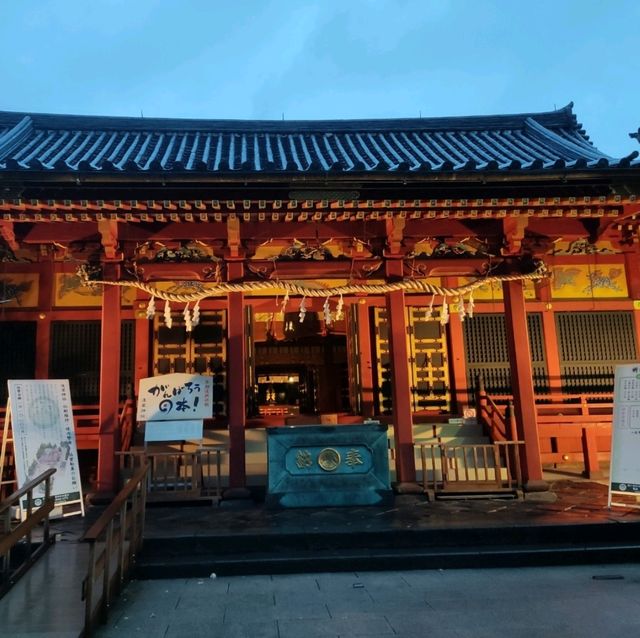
top-left (2, 0), bottom-right (638, 157)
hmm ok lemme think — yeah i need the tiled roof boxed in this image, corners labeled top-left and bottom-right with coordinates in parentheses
top-left (0, 103), bottom-right (637, 176)
top-left (631, 128), bottom-right (640, 144)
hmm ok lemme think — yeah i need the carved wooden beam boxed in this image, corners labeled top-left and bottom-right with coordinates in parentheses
top-left (98, 219), bottom-right (121, 260)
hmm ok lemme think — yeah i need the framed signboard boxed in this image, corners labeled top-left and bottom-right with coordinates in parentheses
top-left (609, 364), bottom-right (640, 508)
top-left (6, 380), bottom-right (84, 515)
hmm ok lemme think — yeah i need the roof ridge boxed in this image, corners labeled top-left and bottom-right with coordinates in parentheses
top-left (0, 104), bottom-right (579, 133)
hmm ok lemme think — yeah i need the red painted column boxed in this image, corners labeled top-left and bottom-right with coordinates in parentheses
top-left (35, 260), bottom-right (54, 379)
top-left (445, 279), bottom-right (469, 413)
top-left (133, 293), bottom-right (151, 395)
top-left (227, 291), bottom-right (247, 488)
top-left (503, 279), bottom-right (547, 491)
top-left (385, 289), bottom-right (417, 485)
top-left (538, 279), bottom-right (563, 394)
top-left (356, 302), bottom-right (375, 418)
top-left (97, 264), bottom-right (122, 494)
top-left (624, 251), bottom-right (640, 358)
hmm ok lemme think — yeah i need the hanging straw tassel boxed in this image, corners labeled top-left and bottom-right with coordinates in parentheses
top-left (323, 296), bottom-right (332, 325)
top-left (466, 292), bottom-right (475, 319)
top-left (146, 296), bottom-right (156, 320)
top-left (456, 296), bottom-right (466, 322)
top-left (164, 300), bottom-right (173, 329)
top-left (298, 295), bottom-right (307, 323)
top-left (439, 297), bottom-right (449, 325)
top-left (335, 293), bottom-right (344, 321)
top-left (192, 300), bottom-right (201, 327)
top-left (425, 295), bottom-right (434, 321)
top-left (183, 303), bottom-right (193, 332)
top-left (280, 291), bottom-right (289, 318)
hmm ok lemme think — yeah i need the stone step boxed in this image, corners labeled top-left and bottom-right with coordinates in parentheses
top-left (134, 521), bottom-right (640, 579)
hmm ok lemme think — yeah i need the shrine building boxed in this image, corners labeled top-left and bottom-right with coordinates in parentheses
top-left (1, 104), bottom-right (639, 497)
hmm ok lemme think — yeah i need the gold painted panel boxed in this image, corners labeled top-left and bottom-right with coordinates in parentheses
top-left (459, 278), bottom-right (536, 300)
top-left (551, 265), bottom-right (628, 299)
top-left (55, 273), bottom-right (136, 307)
top-left (0, 274), bottom-right (39, 307)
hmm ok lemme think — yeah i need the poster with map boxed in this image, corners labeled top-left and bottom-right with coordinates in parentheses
top-left (7, 379), bottom-right (83, 512)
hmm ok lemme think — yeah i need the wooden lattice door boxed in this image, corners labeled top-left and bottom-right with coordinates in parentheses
top-left (373, 306), bottom-right (451, 415)
top-left (153, 310), bottom-right (227, 416)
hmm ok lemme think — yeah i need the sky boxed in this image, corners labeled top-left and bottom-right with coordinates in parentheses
top-left (1, 0), bottom-right (639, 157)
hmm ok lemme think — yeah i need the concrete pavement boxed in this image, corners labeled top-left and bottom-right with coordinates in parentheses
top-left (94, 564), bottom-right (640, 637)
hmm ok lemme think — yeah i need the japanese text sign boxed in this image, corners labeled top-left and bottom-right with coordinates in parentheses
top-left (137, 373), bottom-right (213, 421)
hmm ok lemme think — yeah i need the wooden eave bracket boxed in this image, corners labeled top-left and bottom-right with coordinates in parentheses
top-left (385, 216), bottom-right (405, 255)
top-left (98, 220), bottom-right (122, 261)
top-left (226, 215), bottom-right (244, 258)
top-left (0, 221), bottom-right (19, 252)
top-left (501, 217), bottom-right (528, 255)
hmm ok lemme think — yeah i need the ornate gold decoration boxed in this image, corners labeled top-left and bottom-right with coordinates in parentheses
top-left (318, 448), bottom-right (341, 472)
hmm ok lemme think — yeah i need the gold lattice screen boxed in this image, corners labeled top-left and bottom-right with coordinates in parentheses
top-left (153, 310), bottom-right (227, 416)
top-left (373, 306), bottom-right (450, 415)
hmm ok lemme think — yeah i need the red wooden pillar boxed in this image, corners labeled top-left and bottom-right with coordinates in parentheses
top-left (227, 290), bottom-right (247, 488)
top-left (356, 302), bottom-right (375, 417)
top-left (445, 279), bottom-right (469, 413)
top-left (503, 279), bottom-right (547, 491)
top-left (96, 264), bottom-right (122, 494)
top-left (385, 289), bottom-right (417, 485)
top-left (624, 251), bottom-right (640, 358)
top-left (538, 279), bottom-right (562, 394)
top-left (35, 260), bottom-right (54, 379)
top-left (134, 293), bottom-right (151, 394)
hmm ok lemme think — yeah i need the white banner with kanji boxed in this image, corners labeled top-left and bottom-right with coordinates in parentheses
top-left (137, 373), bottom-right (213, 422)
top-left (7, 379), bottom-right (82, 510)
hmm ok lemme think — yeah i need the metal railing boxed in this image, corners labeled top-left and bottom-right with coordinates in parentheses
top-left (82, 464), bottom-right (148, 637)
top-left (417, 441), bottom-right (524, 498)
top-left (117, 446), bottom-right (228, 502)
top-left (0, 469), bottom-right (56, 598)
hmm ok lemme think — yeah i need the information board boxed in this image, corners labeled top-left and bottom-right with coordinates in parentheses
top-left (609, 364), bottom-right (640, 507)
top-left (7, 379), bottom-right (83, 511)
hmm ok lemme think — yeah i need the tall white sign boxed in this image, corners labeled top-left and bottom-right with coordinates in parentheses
top-left (7, 380), bottom-right (83, 511)
top-left (609, 364), bottom-right (640, 507)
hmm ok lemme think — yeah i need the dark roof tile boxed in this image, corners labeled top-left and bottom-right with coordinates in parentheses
top-left (0, 103), bottom-right (637, 175)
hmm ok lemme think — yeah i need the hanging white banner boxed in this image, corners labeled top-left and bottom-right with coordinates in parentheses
top-left (609, 364), bottom-right (640, 506)
top-left (7, 379), bottom-right (83, 511)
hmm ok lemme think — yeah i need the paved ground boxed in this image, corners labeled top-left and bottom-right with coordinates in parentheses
top-left (2, 470), bottom-right (639, 637)
top-left (94, 564), bottom-right (640, 638)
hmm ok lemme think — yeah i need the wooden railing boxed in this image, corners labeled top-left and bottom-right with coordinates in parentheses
top-left (118, 399), bottom-right (135, 452)
top-left (475, 386), bottom-right (614, 479)
top-left (0, 469), bottom-right (56, 598)
top-left (82, 464), bottom-right (148, 638)
top-left (117, 446), bottom-right (228, 502)
top-left (417, 441), bottom-right (524, 499)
